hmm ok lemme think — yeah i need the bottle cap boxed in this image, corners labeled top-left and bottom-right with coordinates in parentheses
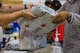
top-left (54, 37), bottom-right (59, 42)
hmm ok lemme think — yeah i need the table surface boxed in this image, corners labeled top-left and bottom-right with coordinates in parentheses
top-left (1, 44), bottom-right (52, 53)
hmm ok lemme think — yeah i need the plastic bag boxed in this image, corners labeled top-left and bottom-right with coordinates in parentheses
top-left (19, 27), bottom-right (47, 50)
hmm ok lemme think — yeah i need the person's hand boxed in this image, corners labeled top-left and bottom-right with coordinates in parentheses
top-left (23, 9), bottom-right (37, 20)
top-left (26, 4), bottom-right (34, 9)
top-left (52, 11), bottom-right (70, 24)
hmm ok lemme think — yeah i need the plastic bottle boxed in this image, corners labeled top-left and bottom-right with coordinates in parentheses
top-left (40, 34), bottom-right (47, 48)
top-left (12, 21), bottom-right (20, 38)
top-left (9, 22), bottom-right (20, 49)
top-left (51, 27), bottom-right (62, 53)
top-left (4, 23), bottom-right (14, 38)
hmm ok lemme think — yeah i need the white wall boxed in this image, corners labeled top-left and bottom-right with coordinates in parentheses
top-left (23, 0), bottom-right (46, 4)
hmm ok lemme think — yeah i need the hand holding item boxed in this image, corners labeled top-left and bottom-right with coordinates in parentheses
top-left (22, 9), bottom-right (37, 20)
top-left (26, 4), bottom-right (35, 9)
top-left (52, 11), bottom-right (70, 24)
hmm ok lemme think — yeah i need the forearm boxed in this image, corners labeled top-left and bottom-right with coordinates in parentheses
top-left (0, 11), bottom-right (22, 26)
top-left (0, 4), bottom-right (24, 13)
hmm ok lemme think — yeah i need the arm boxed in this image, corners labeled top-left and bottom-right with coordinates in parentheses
top-left (0, 4), bottom-right (24, 13)
top-left (0, 10), bottom-right (22, 26)
top-left (68, 12), bottom-right (80, 25)
top-left (0, 9), bottom-right (37, 26)
top-left (0, 4), bottom-right (34, 13)
top-left (52, 11), bottom-right (80, 26)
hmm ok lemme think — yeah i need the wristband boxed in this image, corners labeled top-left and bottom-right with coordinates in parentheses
top-left (67, 14), bottom-right (71, 23)
top-left (0, 3), bottom-right (2, 8)
top-left (24, 4), bottom-right (27, 9)
top-left (22, 10), bottom-right (25, 17)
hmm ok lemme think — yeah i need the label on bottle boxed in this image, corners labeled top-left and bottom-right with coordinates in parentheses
top-left (52, 46), bottom-right (62, 53)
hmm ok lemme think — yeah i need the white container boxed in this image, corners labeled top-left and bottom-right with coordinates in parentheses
top-left (51, 27), bottom-right (62, 53)
top-left (51, 41), bottom-right (62, 53)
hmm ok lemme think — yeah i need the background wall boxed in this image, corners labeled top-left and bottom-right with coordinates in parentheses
top-left (23, 0), bottom-right (66, 5)
top-left (23, 0), bottom-right (45, 4)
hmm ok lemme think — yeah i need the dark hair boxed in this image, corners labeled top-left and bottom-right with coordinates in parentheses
top-left (51, 0), bottom-right (62, 10)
